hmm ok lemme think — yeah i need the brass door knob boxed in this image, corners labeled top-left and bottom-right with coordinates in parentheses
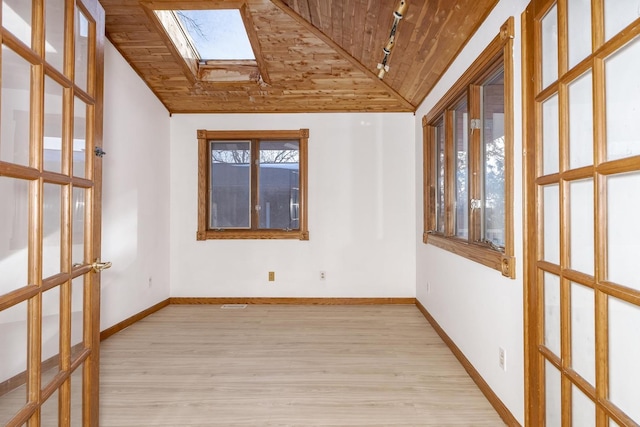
top-left (91, 259), bottom-right (112, 273)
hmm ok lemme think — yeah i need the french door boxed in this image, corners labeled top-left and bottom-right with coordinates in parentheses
top-left (0, 0), bottom-right (105, 425)
top-left (524, 0), bottom-right (640, 425)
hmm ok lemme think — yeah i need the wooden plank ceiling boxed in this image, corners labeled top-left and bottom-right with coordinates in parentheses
top-left (102, 0), bottom-right (499, 113)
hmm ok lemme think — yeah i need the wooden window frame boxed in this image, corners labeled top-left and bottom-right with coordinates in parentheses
top-left (197, 129), bottom-right (309, 241)
top-left (422, 17), bottom-right (515, 278)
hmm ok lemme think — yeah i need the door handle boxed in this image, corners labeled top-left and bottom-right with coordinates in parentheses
top-left (91, 259), bottom-right (112, 273)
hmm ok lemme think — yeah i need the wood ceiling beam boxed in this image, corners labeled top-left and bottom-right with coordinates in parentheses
top-left (270, 0), bottom-right (416, 111)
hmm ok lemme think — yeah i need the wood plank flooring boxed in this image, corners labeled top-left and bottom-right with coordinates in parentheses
top-left (99, 304), bottom-right (505, 426)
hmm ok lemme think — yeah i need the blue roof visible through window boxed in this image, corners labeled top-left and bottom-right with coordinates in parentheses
top-left (176, 9), bottom-right (255, 60)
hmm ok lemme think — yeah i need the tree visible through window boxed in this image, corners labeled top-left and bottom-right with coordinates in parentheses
top-left (197, 129), bottom-right (309, 240)
top-left (423, 18), bottom-right (514, 278)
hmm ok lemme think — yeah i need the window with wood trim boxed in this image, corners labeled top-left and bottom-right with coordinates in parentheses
top-left (197, 129), bottom-right (309, 240)
top-left (423, 18), bottom-right (515, 278)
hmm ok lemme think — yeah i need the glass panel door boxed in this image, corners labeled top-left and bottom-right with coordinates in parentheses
top-left (525, 0), bottom-right (640, 424)
top-left (0, 0), bottom-right (105, 425)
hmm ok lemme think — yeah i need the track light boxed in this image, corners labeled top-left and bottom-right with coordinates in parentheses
top-left (376, 0), bottom-right (407, 79)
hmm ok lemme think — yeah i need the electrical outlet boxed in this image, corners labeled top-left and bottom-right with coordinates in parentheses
top-left (426, 281), bottom-right (431, 293)
top-left (499, 347), bottom-right (507, 371)
top-left (320, 271), bottom-right (326, 280)
top-left (268, 271), bottom-right (275, 281)
top-left (148, 277), bottom-right (152, 288)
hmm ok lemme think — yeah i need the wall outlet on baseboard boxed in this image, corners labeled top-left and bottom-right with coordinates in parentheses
top-left (499, 347), bottom-right (507, 371)
top-left (320, 271), bottom-right (326, 280)
top-left (148, 277), bottom-right (152, 288)
top-left (426, 281), bottom-right (431, 293)
top-left (268, 271), bottom-right (275, 282)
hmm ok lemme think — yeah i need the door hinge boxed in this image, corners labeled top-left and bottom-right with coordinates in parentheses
top-left (470, 119), bottom-right (481, 130)
top-left (94, 147), bottom-right (107, 158)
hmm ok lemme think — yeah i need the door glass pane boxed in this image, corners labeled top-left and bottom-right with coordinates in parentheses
top-left (567, 0), bottom-right (592, 69)
top-left (571, 282), bottom-right (595, 385)
top-left (542, 94), bottom-right (559, 175)
top-left (545, 360), bottom-right (562, 427)
top-left (609, 420), bottom-right (621, 427)
top-left (2, 0), bottom-right (32, 47)
top-left (43, 184), bottom-right (62, 278)
top-left (483, 70), bottom-right (505, 247)
top-left (73, 98), bottom-right (87, 178)
top-left (542, 5), bottom-right (558, 89)
top-left (258, 140), bottom-right (300, 230)
top-left (605, 36), bottom-right (640, 161)
top-left (604, 0), bottom-right (640, 41)
top-left (544, 272), bottom-right (561, 355)
top-left (70, 364), bottom-right (83, 426)
top-left (609, 297), bottom-right (640, 423)
top-left (44, 76), bottom-right (64, 174)
top-left (454, 99), bottom-right (468, 239)
top-left (572, 385), bottom-right (595, 427)
top-left (75, 8), bottom-right (90, 92)
top-left (71, 277), bottom-right (84, 358)
top-left (607, 172), bottom-right (640, 291)
top-left (569, 179), bottom-right (594, 275)
top-left (0, 178), bottom-right (29, 292)
top-left (40, 387), bottom-right (59, 425)
top-left (1, 46), bottom-right (31, 167)
top-left (42, 285), bottom-right (61, 386)
top-left (568, 71), bottom-right (593, 169)
top-left (72, 187), bottom-right (85, 266)
top-left (45, 0), bottom-right (66, 72)
top-left (543, 184), bottom-right (560, 264)
top-left (210, 141), bottom-right (250, 228)
top-left (436, 119), bottom-right (445, 233)
top-left (0, 301), bottom-right (28, 425)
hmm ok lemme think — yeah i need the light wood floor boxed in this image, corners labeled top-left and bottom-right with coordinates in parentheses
top-left (99, 304), bottom-right (505, 426)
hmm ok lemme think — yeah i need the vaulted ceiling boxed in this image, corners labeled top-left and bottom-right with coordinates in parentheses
top-left (102, 0), bottom-right (499, 113)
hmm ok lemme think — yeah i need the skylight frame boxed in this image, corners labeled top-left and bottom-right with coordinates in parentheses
top-left (142, 1), bottom-right (270, 84)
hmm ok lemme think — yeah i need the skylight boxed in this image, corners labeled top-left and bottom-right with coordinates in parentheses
top-left (176, 9), bottom-right (255, 61)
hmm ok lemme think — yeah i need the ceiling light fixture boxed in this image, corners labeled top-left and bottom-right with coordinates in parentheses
top-left (377, 0), bottom-right (408, 79)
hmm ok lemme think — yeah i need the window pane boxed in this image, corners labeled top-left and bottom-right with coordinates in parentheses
top-left (569, 179), bottom-right (594, 275)
top-left (609, 297), bottom-right (640, 424)
top-left (44, 76), bottom-right (64, 174)
top-left (1, 46), bottom-right (31, 167)
top-left (210, 141), bottom-right (250, 229)
top-left (454, 100), bottom-right (468, 239)
top-left (2, 0), bottom-right (32, 48)
top-left (604, 0), bottom-right (640, 41)
top-left (258, 140), bottom-right (300, 230)
top-left (544, 272), bottom-right (561, 356)
top-left (42, 286), bottom-right (61, 384)
top-left (435, 120), bottom-right (445, 234)
top-left (0, 300), bottom-right (28, 426)
top-left (43, 184), bottom-right (62, 279)
top-left (605, 36), bottom-right (640, 161)
top-left (0, 177), bottom-right (29, 292)
top-left (40, 388), bottom-right (59, 426)
top-left (568, 71), bottom-right (593, 169)
top-left (45, 0), bottom-right (66, 72)
top-left (542, 5), bottom-right (558, 89)
top-left (543, 184), bottom-right (560, 265)
top-left (545, 360), bottom-right (562, 427)
top-left (571, 282), bottom-right (595, 385)
top-left (72, 187), bottom-right (85, 266)
top-left (567, 0), bottom-right (592, 69)
top-left (71, 277), bottom-right (84, 359)
top-left (607, 171), bottom-right (640, 291)
top-left (572, 385), bottom-right (595, 427)
top-left (75, 8), bottom-right (90, 92)
top-left (542, 94), bottom-right (559, 175)
top-left (482, 70), bottom-right (505, 248)
top-left (73, 98), bottom-right (87, 178)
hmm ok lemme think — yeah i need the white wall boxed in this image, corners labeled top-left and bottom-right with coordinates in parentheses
top-left (170, 113), bottom-right (416, 298)
top-left (414, 0), bottom-right (529, 423)
top-left (100, 40), bottom-right (171, 330)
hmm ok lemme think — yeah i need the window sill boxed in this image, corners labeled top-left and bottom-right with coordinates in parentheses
top-left (197, 230), bottom-right (309, 241)
top-left (423, 232), bottom-right (515, 279)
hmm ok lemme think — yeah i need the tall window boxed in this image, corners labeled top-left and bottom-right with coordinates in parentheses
top-left (423, 18), bottom-right (514, 278)
top-left (197, 129), bottom-right (309, 240)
